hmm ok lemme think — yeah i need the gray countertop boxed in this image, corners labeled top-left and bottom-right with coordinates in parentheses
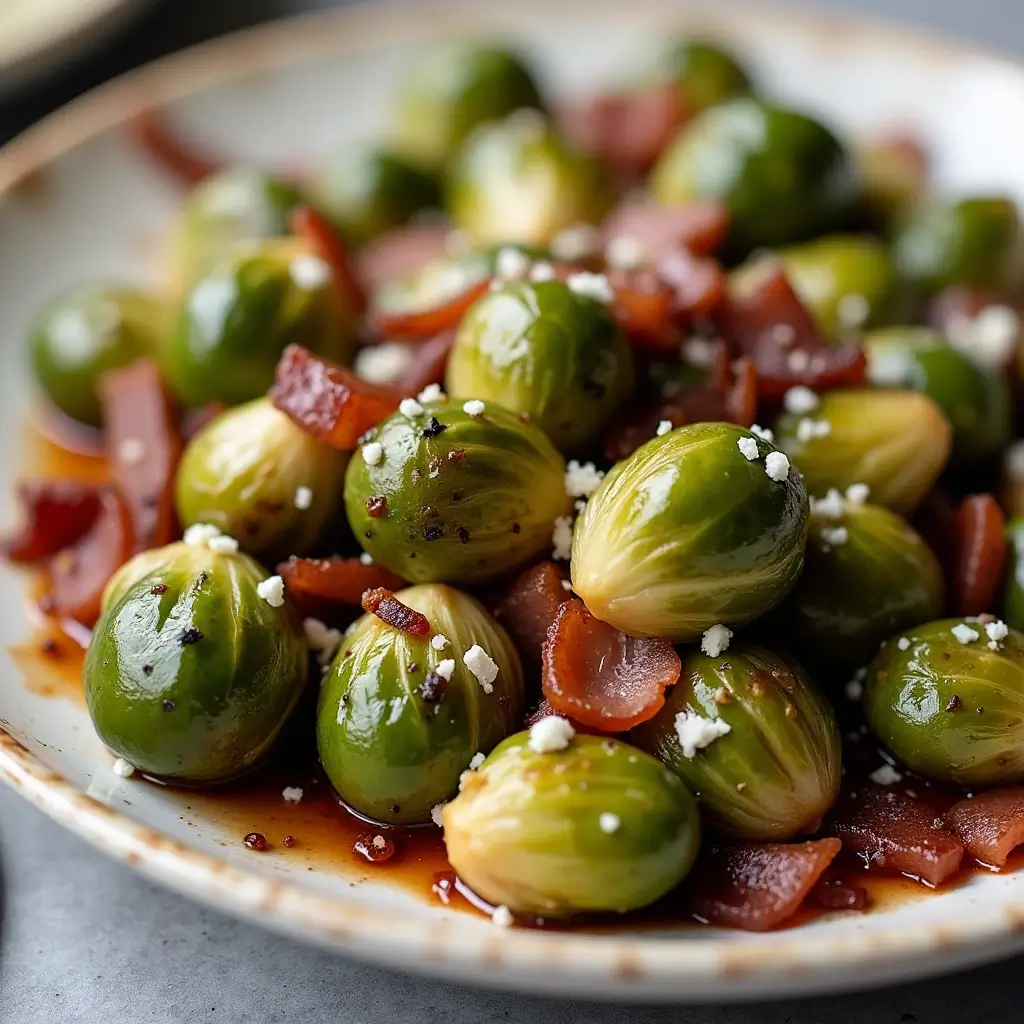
top-left (3, 1), bottom-right (1024, 1020)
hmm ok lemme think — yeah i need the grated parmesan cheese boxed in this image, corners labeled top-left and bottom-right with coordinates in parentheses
top-left (464, 644), bottom-right (499, 693)
top-left (783, 386), bottom-right (819, 415)
top-left (566, 271), bottom-right (614, 304)
top-left (674, 709), bottom-right (731, 758)
top-left (257, 575), bottom-right (286, 608)
top-left (552, 515), bottom-right (574, 560)
top-left (362, 441), bottom-right (384, 466)
top-left (354, 342), bottom-right (415, 385)
top-left (870, 764), bottom-right (903, 786)
top-left (528, 715), bottom-right (575, 753)
top-left (952, 623), bottom-right (980, 645)
top-left (764, 451), bottom-right (790, 482)
top-left (565, 460), bottom-right (605, 498)
top-left (701, 623), bottom-right (733, 658)
top-left (294, 486), bottom-right (313, 510)
top-left (598, 812), bottom-right (621, 834)
top-left (399, 397), bottom-right (424, 418)
top-left (112, 757), bottom-right (136, 778)
top-left (282, 786), bottom-right (303, 803)
top-left (737, 436), bottom-right (759, 460)
top-left (463, 399), bottom-right (486, 417)
top-left (656, 419), bottom-right (673, 437)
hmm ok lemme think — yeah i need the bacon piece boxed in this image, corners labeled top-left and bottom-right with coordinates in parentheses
top-left (685, 839), bottom-right (842, 932)
top-left (541, 598), bottom-right (680, 731)
top-left (657, 246), bottom-right (728, 321)
top-left (493, 561), bottom-right (571, 666)
top-left (361, 587), bottom-right (430, 637)
top-left (601, 199), bottom-right (729, 260)
top-left (356, 224), bottom-right (451, 293)
top-left (607, 268), bottom-right (678, 353)
top-left (2, 482), bottom-right (102, 564)
top-left (394, 330), bottom-right (456, 395)
top-left (953, 494), bottom-right (1007, 616)
top-left (827, 783), bottom-right (963, 886)
top-left (809, 875), bottom-right (869, 911)
top-left (129, 110), bottom-right (221, 185)
top-left (277, 556), bottom-right (406, 614)
top-left (290, 206), bottom-right (367, 315)
top-left (270, 345), bottom-right (402, 451)
top-left (724, 356), bottom-right (758, 427)
top-left (369, 278), bottom-right (490, 341)
top-left (99, 361), bottom-right (182, 552)
top-left (945, 788), bottom-right (1024, 868)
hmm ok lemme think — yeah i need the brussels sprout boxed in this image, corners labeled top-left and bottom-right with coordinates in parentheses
top-left (85, 541), bottom-right (308, 783)
top-left (317, 583), bottom-right (523, 824)
top-left (632, 645), bottom-right (840, 840)
top-left (30, 285), bottom-right (165, 428)
top-left (169, 167), bottom-right (304, 288)
top-left (650, 98), bottom-right (860, 258)
top-left (443, 732), bottom-right (700, 917)
top-left (855, 137), bottom-right (927, 230)
top-left (447, 111), bottom-right (609, 246)
top-left (394, 43), bottom-right (544, 173)
top-left (446, 279), bottom-right (634, 453)
top-left (773, 500), bottom-right (943, 678)
top-left (344, 397), bottom-right (570, 584)
top-left (1002, 518), bottom-right (1024, 632)
top-left (775, 389), bottom-right (951, 514)
top-left (892, 196), bottom-right (1024, 295)
top-left (163, 238), bottom-right (357, 408)
top-left (653, 39), bottom-right (751, 113)
top-left (864, 327), bottom-right (1012, 467)
top-left (175, 398), bottom-right (349, 561)
top-left (310, 145), bottom-right (440, 245)
top-left (571, 422), bottom-right (808, 640)
top-left (864, 618), bottom-right (1024, 785)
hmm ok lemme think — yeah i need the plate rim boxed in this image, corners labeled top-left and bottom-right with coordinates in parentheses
top-left (4, 0), bottom-right (1024, 999)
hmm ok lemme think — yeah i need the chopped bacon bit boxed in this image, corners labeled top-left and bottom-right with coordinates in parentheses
top-left (809, 874), bottom-right (869, 911)
top-left (394, 330), bottom-right (456, 395)
top-left (361, 587), bottom-right (430, 637)
top-left (270, 345), bottom-right (401, 450)
top-left (99, 361), bottom-right (182, 552)
top-left (356, 224), bottom-right (451, 293)
top-left (827, 783), bottom-right (964, 886)
top-left (684, 839), bottom-right (842, 932)
top-left (953, 494), bottom-right (1007, 616)
top-left (277, 556), bottom-right (406, 615)
top-left (290, 206), bottom-right (367, 314)
top-left (180, 402), bottom-right (226, 442)
top-left (945, 788), bottom-right (1024, 868)
top-left (369, 279), bottom-right (490, 341)
top-left (541, 598), bottom-right (680, 731)
top-left (724, 356), bottom-right (758, 427)
top-left (493, 561), bottom-right (571, 667)
top-left (365, 496), bottom-right (388, 519)
top-left (657, 245), bottom-right (728, 321)
top-left (601, 198), bottom-right (729, 260)
top-left (129, 110), bottom-right (221, 186)
top-left (606, 268), bottom-right (678, 352)
top-left (2, 481), bottom-right (101, 563)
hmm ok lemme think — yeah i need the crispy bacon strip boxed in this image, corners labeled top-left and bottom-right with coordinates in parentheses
top-left (278, 556), bottom-right (406, 612)
top-left (607, 268), bottom-right (678, 353)
top-left (945, 788), bottom-right (1024, 869)
top-left (601, 198), bottom-right (729, 260)
top-left (657, 245), bottom-right (728, 321)
top-left (953, 494), bottom-right (1007, 616)
top-left (356, 224), bottom-right (451, 293)
top-left (493, 561), bottom-right (571, 667)
top-left (2, 482), bottom-right (101, 564)
top-left (129, 110), bottom-right (221, 186)
top-left (361, 587), bottom-right (430, 637)
top-left (290, 206), bottom-right (367, 314)
top-left (369, 279), bottom-right (490, 341)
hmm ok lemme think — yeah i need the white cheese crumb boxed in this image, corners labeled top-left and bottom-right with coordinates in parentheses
top-left (870, 764), bottom-right (903, 786)
top-left (430, 802), bottom-right (446, 828)
top-left (551, 222), bottom-right (601, 262)
top-left (464, 644), bottom-right (499, 694)
top-left (736, 782), bottom-right (747, 792)
top-left (303, 618), bottom-right (342, 667)
top-left (290, 253), bottom-right (332, 291)
top-left (845, 678), bottom-right (864, 701)
top-left (656, 419), bottom-right (673, 437)
top-left (112, 757), bottom-right (136, 778)
top-left (867, 346), bottom-right (912, 386)
top-left (399, 397), bottom-right (424, 418)
top-left (430, 634), bottom-right (449, 651)
top-left (183, 523), bottom-right (224, 547)
top-left (495, 247), bottom-right (531, 281)
top-left (952, 623), bottom-right (980, 645)
top-left (764, 451), bottom-right (790, 482)
top-left (529, 261), bottom-right (556, 282)
top-left (417, 382), bottom-right (445, 404)
top-left (598, 812), bottom-right (621, 834)
top-left (552, 515), bottom-right (574, 561)
top-left (897, 637), bottom-right (911, 651)
top-left (837, 293), bottom-right (871, 329)
top-left (683, 337), bottom-right (716, 367)
top-left (354, 342), bottom-right (415, 385)
top-left (118, 437), bottom-right (145, 466)
top-left (207, 534), bottom-right (240, 554)
top-left (491, 905), bottom-right (514, 928)
top-left (986, 620), bottom-right (1009, 644)
top-left (435, 658), bottom-right (456, 681)
top-left (772, 324), bottom-right (797, 346)
top-left (294, 486), bottom-right (313, 510)
top-left (674, 709), bottom-right (731, 758)
top-left (528, 715), bottom-right (575, 753)
top-left (783, 385), bottom-right (819, 415)
top-left (463, 399), bottom-right (486, 417)
top-left (605, 236), bottom-right (646, 270)
top-left (796, 418), bottom-right (831, 444)
top-left (282, 786), bottom-right (304, 803)
top-left (566, 271), bottom-right (614, 304)
top-left (750, 424), bottom-right (774, 442)
top-left (257, 575), bottom-right (286, 608)
top-left (560, 579), bottom-right (573, 592)
top-left (362, 441), bottom-right (384, 466)
top-left (565, 460), bottom-right (605, 498)
top-left (468, 752), bottom-right (485, 770)
top-left (845, 483), bottom-right (870, 506)
top-left (701, 623), bottom-right (733, 658)
top-left (947, 305), bottom-right (1020, 370)
top-left (371, 834), bottom-right (387, 850)
top-left (737, 436), bottom-right (759, 461)
top-left (787, 349), bottom-right (811, 372)
top-left (820, 526), bottom-right (848, 547)
top-left (810, 488), bottom-right (846, 519)
top-left (358, 552), bottom-right (374, 566)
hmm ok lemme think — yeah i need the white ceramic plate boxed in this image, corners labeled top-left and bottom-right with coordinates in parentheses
top-left (4, 0), bottom-right (1024, 1003)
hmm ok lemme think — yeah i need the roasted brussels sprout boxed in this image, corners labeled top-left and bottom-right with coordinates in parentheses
top-left (775, 389), bottom-right (951, 514)
top-left (653, 39), bottom-right (751, 113)
top-left (30, 284), bottom-right (164, 428)
top-left (163, 238), bottom-right (357, 408)
top-left (855, 136), bottom-right (927, 229)
top-left (864, 618), bottom-right (1024, 785)
top-left (864, 327), bottom-right (1012, 467)
top-left (571, 422), bottom-right (808, 640)
top-left (773, 499), bottom-right (943, 678)
top-left (175, 398), bottom-right (349, 561)
top-left (650, 98), bottom-right (860, 258)
top-left (443, 732), bottom-right (700, 917)
top-left (85, 540), bottom-right (308, 783)
top-left (1002, 518), bottom-right (1024, 632)
top-left (344, 396), bottom-right (570, 584)
top-left (447, 279), bottom-right (634, 453)
top-left (394, 43), bottom-right (544, 173)
top-left (317, 583), bottom-right (524, 824)
top-left (632, 645), bottom-right (840, 840)
top-left (310, 145), bottom-right (440, 245)
top-left (447, 111), bottom-right (609, 246)
top-left (893, 196), bottom-right (1024, 295)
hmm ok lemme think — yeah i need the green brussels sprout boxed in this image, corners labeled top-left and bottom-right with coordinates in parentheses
top-left (773, 499), bottom-right (943, 678)
top-left (310, 145), bottom-right (440, 245)
top-left (864, 327), bottom-right (1012, 467)
top-left (854, 137), bottom-right (927, 230)
top-left (394, 43), bottom-right (544, 173)
top-left (632, 645), bottom-right (840, 840)
top-left (443, 732), bottom-right (700, 917)
top-left (446, 279), bottom-right (634, 454)
top-left (864, 618), bottom-right (1024, 785)
top-left (572, 422), bottom-right (808, 640)
top-left (162, 238), bottom-right (357, 408)
top-left (650, 98), bottom-right (860, 258)
top-left (169, 167), bottom-right (304, 289)
top-left (653, 39), bottom-right (751, 113)
top-left (317, 583), bottom-right (524, 825)
top-left (774, 389), bottom-right (951, 514)
top-left (344, 396), bottom-right (570, 584)
top-left (892, 196), bottom-right (1024, 295)
top-left (1002, 518), bottom-right (1024, 632)
top-left (447, 111), bottom-right (609, 246)
top-left (85, 541), bottom-right (308, 783)
top-left (175, 397), bottom-right (349, 561)
top-left (30, 284), bottom-right (165, 428)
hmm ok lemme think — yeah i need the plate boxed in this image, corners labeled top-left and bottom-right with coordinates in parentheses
top-left (3, 0), bottom-right (1024, 1003)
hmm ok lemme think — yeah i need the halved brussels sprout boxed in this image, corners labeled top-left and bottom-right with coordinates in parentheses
top-left (571, 422), bottom-right (808, 640)
top-left (650, 98), bottom-right (860, 258)
top-left (864, 618), bottom-right (1024, 785)
top-left (447, 279), bottom-right (634, 453)
top-left (775, 389), bottom-right (951, 514)
top-left (162, 238), bottom-right (357, 408)
top-left (344, 397), bottom-right (570, 584)
top-left (30, 284), bottom-right (165, 428)
top-left (317, 583), bottom-right (523, 824)
top-left (632, 645), bottom-right (840, 840)
top-left (175, 397), bottom-right (349, 561)
top-left (443, 732), bottom-right (700, 917)
top-left (653, 39), bottom-right (751, 113)
top-left (85, 541), bottom-right (307, 783)
top-left (1002, 518), bottom-right (1024, 632)
top-left (447, 111), bottom-right (609, 246)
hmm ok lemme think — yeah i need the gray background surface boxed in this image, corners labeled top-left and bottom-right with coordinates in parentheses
top-left (2, 0), bottom-right (1024, 1020)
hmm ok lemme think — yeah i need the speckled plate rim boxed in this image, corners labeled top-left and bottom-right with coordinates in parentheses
top-left (3, 0), bottom-right (1024, 1002)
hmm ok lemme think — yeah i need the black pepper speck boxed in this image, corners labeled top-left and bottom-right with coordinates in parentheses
top-left (179, 627), bottom-right (203, 646)
top-left (421, 417), bottom-right (448, 439)
top-left (162, 700), bottom-right (175, 712)
top-left (424, 525), bottom-right (444, 541)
